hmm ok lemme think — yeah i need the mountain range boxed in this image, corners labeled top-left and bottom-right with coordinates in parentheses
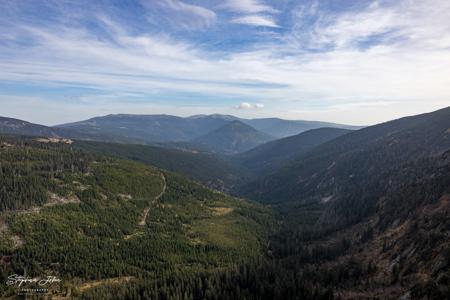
top-left (1, 107), bottom-right (449, 299)
top-left (0, 114), bottom-right (360, 155)
top-left (58, 113), bottom-right (359, 145)
top-left (0, 116), bottom-right (147, 144)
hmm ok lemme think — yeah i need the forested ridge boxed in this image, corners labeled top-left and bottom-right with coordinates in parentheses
top-left (0, 106), bottom-right (450, 300)
top-left (232, 127), bottom-right (352, 177)
top-left (0, 136), bottom-right (95, 211)
top-left (237, 107), bottom-right (450, 299)
top-left (74, 140), bottom-right (249, 193)
top-left (0, 135), bottom-right (273, 299)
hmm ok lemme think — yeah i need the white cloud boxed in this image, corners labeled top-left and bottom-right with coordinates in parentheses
top-left (235, 102), bottom-right (265, 109)
top-left (143, 0), bottom-right (216, 29)
top-left (220, 0), bottom-right (278, 27)
top-left (220, 0), bottom-right (276, 14)
top-left (289, 0), bottom-right (450, 51)
top-left (230, 15), bottom-right (279, 27)
top-left (161, 0), bottom-right (215, 18)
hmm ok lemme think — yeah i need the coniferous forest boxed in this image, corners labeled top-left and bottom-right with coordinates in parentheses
top-left (1, 107), bottom-right (450, 300)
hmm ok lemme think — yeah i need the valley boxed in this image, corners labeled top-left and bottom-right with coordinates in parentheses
top-left (0, 108), bottom-right (449, 299)
top-left (3, 0), bottom-right (450, 298)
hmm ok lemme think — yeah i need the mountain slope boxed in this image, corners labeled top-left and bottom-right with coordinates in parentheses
top-left (233, 127), bottom-right (352, 175)
top-left (236, 107), bottom-right (450, 298)
top-left (241, 106), bottom-right (450, 222)
top-left (74, 140), bottom-right (249, 192)
top-left (243, 118), bottom-right (361, 138)
top-left (0, 135), bottom-right (273, 297)
top-left (0, 116), bottom-right (60, 137)
top-left (264, 146), bottom-right (450, 299)
top-left (193, 120), bottom-right (274, 154)
top-left (0, 116), bottom-right (142, 144)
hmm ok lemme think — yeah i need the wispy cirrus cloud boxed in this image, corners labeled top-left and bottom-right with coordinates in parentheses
top-left (220, 0), bottom-right (279, 28)
top-left (230, 15), bottom-right (278, 28)
top-left (141, 0), bottom-right (216, 30)
top-left (160, 0), bottom-right (216, 18)
top-left (220, 0), bottom-right (277, 14)
top-left (288, 0), bottom-right (450, 51)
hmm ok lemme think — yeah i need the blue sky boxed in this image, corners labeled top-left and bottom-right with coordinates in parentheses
top-left (1, 0), bottom-right (450, 125)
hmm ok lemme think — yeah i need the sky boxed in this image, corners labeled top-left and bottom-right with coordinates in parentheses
top-left (1, 0), bottom-right (450, 126)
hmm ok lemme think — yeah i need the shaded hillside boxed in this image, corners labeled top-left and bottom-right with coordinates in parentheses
top-left (243, 118), bottom-right (361, 138)
top-left (241, 107), bottom-right (450, 211)
top-left (74, 140), bottom-right (249, 192)
top-left (266, 148), bottom-right (450, 299)
top-left (0, 135), bottom-right (273, 298)
top-left (233, 107), bottom-right (450, 298)
top-left (193, 121), bottom-right (274, 154)
top-left (233, 127), bottom-right (352, 175)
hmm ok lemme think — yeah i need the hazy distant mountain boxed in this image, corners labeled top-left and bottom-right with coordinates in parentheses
top-left (193, 120), bottom-right (273, 154)
top-left (189, 114), bottom-right (360, 138)
top-left (234, 127), bottom-right (352, 175)
top-left (57, 113), bottom-right (359, 144)
top-left (243, 118), bottom-right (361, 138)
top-left (0, 116), bottom-right (144, 144)
top-left (0, 116), bottom-right (60, 137)
top-left (58, 114), bottom-right (245, 143)
top-left (58, 114), bottom-right (200, 143)
top-left (1, 114), bottom-right (359, 157)
top-left (188, 113), bottom-right (240, 125)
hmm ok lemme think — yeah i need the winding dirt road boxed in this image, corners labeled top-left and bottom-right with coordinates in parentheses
top-left (138, 173), bottom-right (166, 226)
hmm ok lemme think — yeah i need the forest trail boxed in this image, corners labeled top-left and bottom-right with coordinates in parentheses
top-left (138, 172), bottom-right (166, 226)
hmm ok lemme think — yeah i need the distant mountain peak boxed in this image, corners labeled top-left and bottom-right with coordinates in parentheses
top-left (226, 120), bottom-right (252, 128)
top-left (209, 120), bottom-right (268, 136)
top-left (0, 116), bottom-right (60, 137)
top-left (188, 114), bottom-right (239, 121)
top-left (193, 120), bottom-right (273, 154)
